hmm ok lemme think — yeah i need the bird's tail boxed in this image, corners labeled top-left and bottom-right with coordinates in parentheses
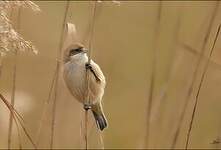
top-left (91, 102), bottom-right (108, 131)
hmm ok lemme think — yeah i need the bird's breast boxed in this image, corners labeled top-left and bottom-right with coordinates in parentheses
top-left (63, 61), bottom-right (86, 102)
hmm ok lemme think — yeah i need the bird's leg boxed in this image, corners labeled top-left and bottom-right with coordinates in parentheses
top-left (85, 63), bottom-right (101, 82)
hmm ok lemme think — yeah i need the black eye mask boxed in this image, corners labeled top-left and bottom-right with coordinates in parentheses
top-left (69, 47), bottom-right (83, 56)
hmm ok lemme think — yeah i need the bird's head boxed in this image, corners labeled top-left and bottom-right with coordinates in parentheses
top-left (63, 43), bottom-right (87, 63)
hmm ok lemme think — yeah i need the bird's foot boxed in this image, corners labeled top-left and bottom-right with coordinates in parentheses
top-left (84, 103), bottom-right (91, 111)
top-left (85, 63), bottom-right (92, 70)
top-left (85, 62), bottom-right (101, 82)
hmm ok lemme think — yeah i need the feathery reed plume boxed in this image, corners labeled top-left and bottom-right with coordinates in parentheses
top-left (50, 1), bottom-right (70, 148)
top-left (0, 0), bottom-right (40, 81)
top-left (144, 1), bottom-right (162, 148)
top-left (0, 1), bottom-right (39, 149)
top-left (185, 24), bottom-right (221, 149)
top-left (170, 2), bottom-right (219, 149)
top-left (0, 1), bottom-right (40, 57)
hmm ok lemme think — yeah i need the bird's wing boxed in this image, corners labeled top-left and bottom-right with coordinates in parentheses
top-left (89, 61), bottom-right (106, 85)
top-left (87, 61), bottom-right (106, 102)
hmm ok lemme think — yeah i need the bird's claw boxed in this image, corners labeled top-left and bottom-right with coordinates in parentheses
top-left (85, 63), bottom-right (92, 70)
top-left (85, 62), bottom-right (101, 82)
top-left (84, 103), bottom-right (91, 110)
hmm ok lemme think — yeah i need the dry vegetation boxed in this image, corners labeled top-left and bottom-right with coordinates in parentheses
top-left (0, 1), bottom-right (221, 149)
top-left (0, 1), bottom-right (40, 149)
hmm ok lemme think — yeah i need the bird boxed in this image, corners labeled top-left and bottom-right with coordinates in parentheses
top-left (62, 43), bottom-right (107, 131)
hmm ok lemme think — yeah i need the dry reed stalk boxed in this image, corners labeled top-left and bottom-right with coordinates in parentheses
top-left (1, 93), bottom-right (22, 149)
top-left (179, 42), bottom-right (221, 71)
top-left (78, 113), bottom-right (96, 148)
top-left (82, 1), bottom-right (119, 45)
top-left (50, 1), bottom-right (70, 149)
top-left (7, 7), bottom-right (21, 149)
top-left (0, 62), bottom-right (2, 79)
top-left (0, 93), bottom-right (37, 148)
top-left (98, 130), bottom-right (104, 149)
top-left (0, 1), bottom-right (39, 148)
top-left (144, 1), bottom-right (162, 148)
top-left (185, 24), bottom-right (221, 149)
top-left (149, 9), bottom-right (183, 148)
top-left (151, 7), bottom-right (183, 122)
top-left (84, 110), bottom-right (89, 149)
top-left (84, 1), bottom-right (98, 149)
top-left (170, 2), bottom-right (219, 149)
top-left (35, 69), bottom-right (57, 147)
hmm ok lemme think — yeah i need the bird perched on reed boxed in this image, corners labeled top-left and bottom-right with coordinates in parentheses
top-left (63, 43), bottom-right (107, 131)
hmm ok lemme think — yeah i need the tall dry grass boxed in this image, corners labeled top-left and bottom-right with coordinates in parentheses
top-left (1, 1), bottom-right (221, 149)
top-left (185, 23), bottom-right (221, 149)
top-left (0, 1), bottom-right (40, 149)
top-left (149, 7), bottom-right (183, 148)
top-left (169, 2), bottom-right (219, 149)
top-left (7, 6), bottom-right (20, 149)
top-left (49, 1), bottom-right (70, 149)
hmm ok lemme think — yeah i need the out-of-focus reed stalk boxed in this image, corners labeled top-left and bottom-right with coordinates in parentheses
top-left (50, 1), bottom-right (70, 149)
top-left (35, 69), bottom-right (57, 147)
top-left (169, 2), bottom-right (219, 149)
top-left (144, 1), bottom-right (162, 148)
top-left (0, 93), bottom-right (37, 148)
top-left (149, 8), bottom-right (183, 148)
top-left (84, 1), bottom-right (98, 149)
top-left (151, 9), bottom-right (183, 121)
top-left (1, 93), bottom-right (22, 148)
top-left (185, 24), bottom-right (221, 149)
top-left (0, 1), bottom-right (39, 149)
top-left (7, 7), bottom-right (21, 149)
top-left (179, 42), bottom-right (221, 71)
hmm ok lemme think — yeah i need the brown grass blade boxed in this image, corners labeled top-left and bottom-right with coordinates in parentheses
top-left (35, 69), bottom-right (57, 146)
top-left (0, 93), bottom-right (22, 149)
top-left (13, 115), bottom-right (23, 149)
top-left (185, 24), bottom-right (221, 149)
top-left (8, 6), bottom-right (21, 149)
top-left (84, 1), bottom-right (98, 149)
top-left (149, 8), bottom-right (183, 148)
top-left (179, 42), bottom-right (221, 71)
top-left (50, 1), bottom-right (70, 148)
top-left (170, 2), bottom-right (219, 149)
top-left (84, 110), bottom-right (89, 149)
top-left (0, 93), bottom-right (36, 148)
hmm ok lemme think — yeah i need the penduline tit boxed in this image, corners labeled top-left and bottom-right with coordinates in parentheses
top-left (63, 43), bottom-right (107, 131)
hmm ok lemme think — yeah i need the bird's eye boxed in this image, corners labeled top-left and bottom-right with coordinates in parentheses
top-left (69, 47), bottom-right (83, 56)
top-left (69, 49), bottom-right (76, 56)
top-left (75, 48), bottom-right (82, 52)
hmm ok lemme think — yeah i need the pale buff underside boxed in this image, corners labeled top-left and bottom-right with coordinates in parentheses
top-left (63, 58), bottom-right (106, 105)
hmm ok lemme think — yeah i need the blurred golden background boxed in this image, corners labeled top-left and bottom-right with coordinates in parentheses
top-left (0, 1), bottom-right (221, 149)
